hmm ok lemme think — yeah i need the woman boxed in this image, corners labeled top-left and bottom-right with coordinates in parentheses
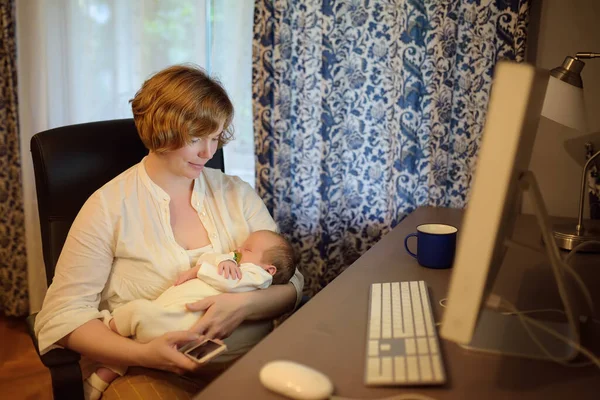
top-left (34, 64), bottom-right (303, 397)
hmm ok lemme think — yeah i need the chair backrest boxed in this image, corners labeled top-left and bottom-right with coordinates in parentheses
top-left (31, 119), bottom-right (225, 287)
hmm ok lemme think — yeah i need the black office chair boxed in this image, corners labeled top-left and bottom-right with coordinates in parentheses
top-left (26, 119), bottom-right (224, 399)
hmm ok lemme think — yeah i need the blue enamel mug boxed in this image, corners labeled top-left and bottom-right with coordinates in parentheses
top-left (404, 223), bottom-right (458, 269)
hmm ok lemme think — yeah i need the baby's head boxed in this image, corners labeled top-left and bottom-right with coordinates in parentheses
top-left (237, 230), bottom-right (296, 285)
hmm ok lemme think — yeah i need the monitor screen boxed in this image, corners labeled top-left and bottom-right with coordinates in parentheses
top-left (440, 61), bottom-right (558, 352)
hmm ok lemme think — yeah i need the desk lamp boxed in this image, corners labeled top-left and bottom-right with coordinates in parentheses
top-left (541, 52), bottom-right (600, 251)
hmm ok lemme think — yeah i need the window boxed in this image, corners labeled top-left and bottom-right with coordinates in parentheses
top-left (44, 0), bottom-right (255, 185)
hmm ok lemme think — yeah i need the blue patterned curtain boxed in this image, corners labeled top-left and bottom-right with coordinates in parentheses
top-left (252, 0), bottom-right (529, 295)
top-left (0, 0), bottom-right (27, 316)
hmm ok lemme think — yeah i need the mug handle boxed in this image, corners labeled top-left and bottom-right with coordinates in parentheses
top-left (404, 233), bottom-right (418, 258)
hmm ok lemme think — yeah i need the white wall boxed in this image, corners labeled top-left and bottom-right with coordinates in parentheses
top-left (523, 0), bottom-right (600, 217)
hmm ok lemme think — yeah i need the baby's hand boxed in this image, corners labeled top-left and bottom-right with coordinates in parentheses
top-left (218, 260), bottom-right (242, 280)
top-left (175, 266), bottom-right (200, 286)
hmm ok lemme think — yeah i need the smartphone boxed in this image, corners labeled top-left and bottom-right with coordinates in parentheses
top-left (178, 338), bottom-right (227, 364)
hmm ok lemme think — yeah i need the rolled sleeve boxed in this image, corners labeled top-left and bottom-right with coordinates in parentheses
top-left (34, 192), bottom-right (115, 355)
top-left (288, 268), bottom-right (304, 308)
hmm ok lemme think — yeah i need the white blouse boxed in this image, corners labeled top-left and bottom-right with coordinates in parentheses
top-left (34, 158), bottom-right (304, 355)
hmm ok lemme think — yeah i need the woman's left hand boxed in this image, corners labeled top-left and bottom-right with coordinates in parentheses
top-left (186, 293), bottom-right (249, 339)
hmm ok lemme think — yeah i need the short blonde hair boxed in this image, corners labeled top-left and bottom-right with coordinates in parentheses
top-left (130, 64), bottom-right (234, 152)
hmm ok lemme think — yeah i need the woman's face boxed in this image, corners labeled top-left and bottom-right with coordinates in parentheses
top-left (161, 123), bottom-right (223, 180)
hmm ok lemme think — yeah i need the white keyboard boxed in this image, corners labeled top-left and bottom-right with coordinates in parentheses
top-left (365, 281), bottom-right (446, 385)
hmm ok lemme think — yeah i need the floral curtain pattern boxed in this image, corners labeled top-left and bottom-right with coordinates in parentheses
top-left (252, 0), bottom-right (529, 296)
top-left (0, 0), bottom-right (27, 316)
top-left (586, 143), bottom-right (600, 219)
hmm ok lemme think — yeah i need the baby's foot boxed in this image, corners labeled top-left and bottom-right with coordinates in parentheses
top-left (83, 368), bottom-right (119, 400)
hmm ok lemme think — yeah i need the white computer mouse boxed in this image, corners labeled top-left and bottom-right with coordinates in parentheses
top-left (259, 360), bottom-right (334, 400)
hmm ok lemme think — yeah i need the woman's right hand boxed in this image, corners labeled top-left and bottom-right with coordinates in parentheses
top-left (138, 331), bottom-right (205, 374)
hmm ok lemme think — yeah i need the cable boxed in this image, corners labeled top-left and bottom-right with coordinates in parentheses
top-left (558, 258), bottom-right (595, 314)
top-left (495, 299), bottom-right (575, 366)
top-left (437, 238), bottom-right (600, 369)
top-left (500, 308), bottom-right (565, 316)
top-left (560, 241), bottom-right (600, 325)
top-left (561, 240), bottom-right (600, 315)
top-left (435, 298), bottom-right (448, 327)
top-left (496, 298), bottom-right (600, 369)
top-left (500, 308), bottom-right (600, 325)
top-left (506, 236), bottom-right (596, 315)
top-left (439, 298), bottom-right (447, 308)
top-left (564, 240), bottom-right (600, 265)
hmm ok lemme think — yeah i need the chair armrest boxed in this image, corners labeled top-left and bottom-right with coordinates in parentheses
top-left (26, 313), bottom-right (85, 400)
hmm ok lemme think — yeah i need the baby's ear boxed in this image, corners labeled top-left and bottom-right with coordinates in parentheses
top-left (264, 265), bottom-right (277, 276)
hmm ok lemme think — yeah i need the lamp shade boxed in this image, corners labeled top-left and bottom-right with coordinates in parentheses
top-left (541, 75), bottom-right (588, 132)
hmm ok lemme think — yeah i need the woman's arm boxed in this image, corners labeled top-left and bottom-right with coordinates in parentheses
top-left (60, 319), bottom-right (201, 374)
top-left (35, 191), bottom-right (198, 373)
top-left (34, 192), bottom-right (115, 354)
top-left (241, 281), bottom-right (298, 319)
top-left (186, 282), bottom-right (296, 338)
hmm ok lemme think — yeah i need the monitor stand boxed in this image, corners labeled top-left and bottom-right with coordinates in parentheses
top-left (461, 171), bottom-right (581, 361)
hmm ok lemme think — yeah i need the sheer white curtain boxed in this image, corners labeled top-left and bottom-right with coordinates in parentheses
top-left (17, 0), bottom-right (255, 312)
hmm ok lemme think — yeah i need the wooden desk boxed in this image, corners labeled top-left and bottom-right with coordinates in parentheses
top-left (195, 207), bottom-right (600, 399)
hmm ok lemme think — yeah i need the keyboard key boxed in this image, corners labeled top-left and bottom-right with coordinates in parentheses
top-left (370, 284), bottom-right (381, 339)
top-left (428, 338), bottom-right (438, 354)
top-left (410, 281), bottom-right (426, 337)
top-left (401, 282), bottom-right (414, 336)
top-left (406, 356), bottom-right (420, 382)
top-left (419, 281), bottom-right (435, 336)
top-left (394, 356), bottom-right (406, 383)
top-left (419, 356), bottom-right (433, 382)
top-left (431, 354), bottom-right (445, 382)
top-left (381, 357), bottom-right (393, 381)
top-left (368, 340), bottom-right (379, 356)
top-left (417, 337), bottom-right (429, 355)
top-left (366, 357), bottom-right (380, 383)
top-left (392, 282), bottom-right (403, 337)
top-left (382, 283), bottom-right (392, 339)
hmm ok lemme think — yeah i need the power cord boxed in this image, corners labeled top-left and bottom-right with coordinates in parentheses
top-left (438, 295), bottom-right (600, 368)
top-left (486, 296), bottom-right (600, 369)
top-left (559, 241), bottom-right (600, 315)
top-left (437, 299), bottom-right (600, 326)
top-left (437, 237), bottom-right (600, 375)
top-left (498, 307), bottom-right (600, 325)
top-left (564, 240), bottom-right (600, 265)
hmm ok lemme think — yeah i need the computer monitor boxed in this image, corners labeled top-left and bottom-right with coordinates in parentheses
top-left (440, 61), bottom-right (582, 360)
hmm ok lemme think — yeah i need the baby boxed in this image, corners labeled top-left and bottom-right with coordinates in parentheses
top-left (84, 230), bottom-right (296, 400)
